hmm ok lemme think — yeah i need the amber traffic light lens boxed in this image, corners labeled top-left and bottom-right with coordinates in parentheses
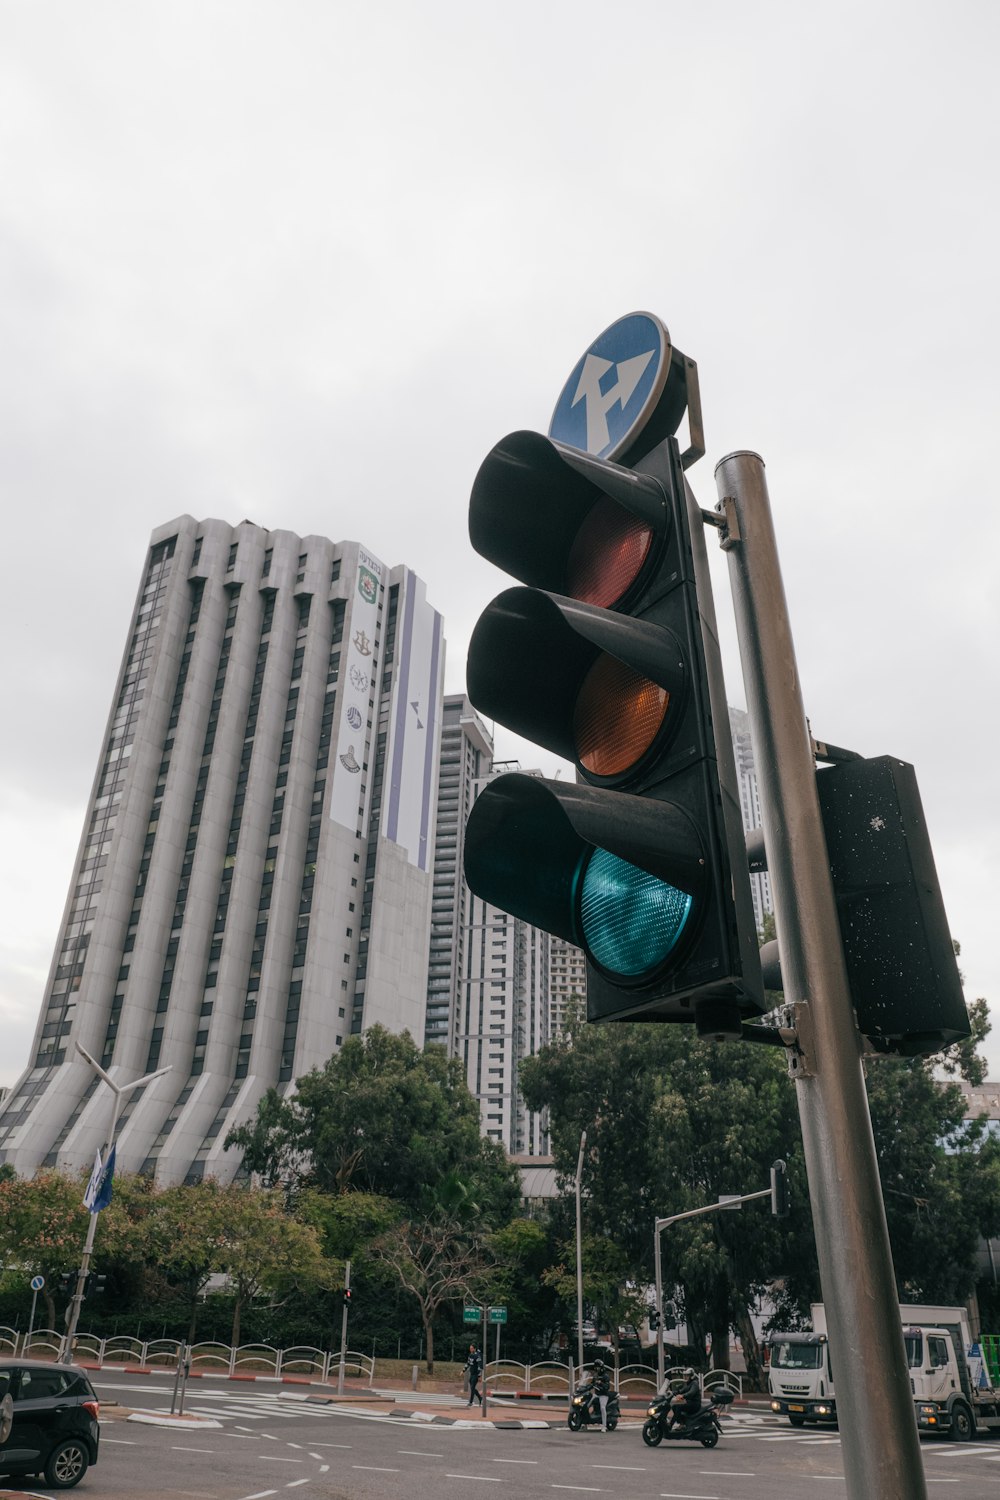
top-left (567, 497), bottom-right (654, 608)
top-left (573, 653), bottom-right (669, 777)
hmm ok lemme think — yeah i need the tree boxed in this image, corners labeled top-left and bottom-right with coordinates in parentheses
top-left (519, 1004), bottom-right (807, 1378)
top-left (226, 1026), bottom-right (519, 1225)
top-left (213, 1186), bottom-right (332, 1347)
top-left (863, 997), bottom-right (1000, 1305)
top-left (369, 1216), bottom-right (491, 1374)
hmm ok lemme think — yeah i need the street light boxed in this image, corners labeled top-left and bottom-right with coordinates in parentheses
top-left (575, 1129), bottom-right (587, 1379)
top-left (61, 1044), bottom-right (170, 1361)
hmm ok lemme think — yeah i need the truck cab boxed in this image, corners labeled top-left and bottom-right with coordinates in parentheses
top-left (767, 1333), bottom-right (836, 1427)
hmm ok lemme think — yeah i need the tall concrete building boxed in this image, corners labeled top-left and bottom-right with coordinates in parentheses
top-left (425, 697), bottom-right (553, 1156)
top-left (0, 516), bottom-right (444, 1184)
top-left (548, 936), bottom-right (588, 1035)
top-left (729, 705), bottom-right (773, 934)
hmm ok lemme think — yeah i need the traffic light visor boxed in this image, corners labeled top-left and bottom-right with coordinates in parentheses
top-left (579, 847), bottom-right (693, 977)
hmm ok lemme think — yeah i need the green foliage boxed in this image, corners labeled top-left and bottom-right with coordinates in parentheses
top-left (226, 1026), bottom-right (519, 1226)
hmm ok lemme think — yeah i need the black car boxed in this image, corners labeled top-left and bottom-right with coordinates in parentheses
top-left (0, 1358), bottom-right (100, 1488)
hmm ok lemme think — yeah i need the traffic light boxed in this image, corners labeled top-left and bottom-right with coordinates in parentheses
top-left (816, 756), bottom-right (969, 1056)
top-left (770, 1159), bottom-right (789, 1218)
top-left (648, 1306), bottom-right (660, 1331)
top-left (57, 1271), bottom-right (73, 1294)
top-left (84, 1273), bottom-right (107, 1297)
top-left (343, 1287), bottom-right (352, 1306)
top-left (464, 316), bottom-right (763, 1038)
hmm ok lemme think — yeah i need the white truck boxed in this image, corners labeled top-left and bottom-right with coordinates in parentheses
top-left (767, 1303), bottom-right (1000, 1441)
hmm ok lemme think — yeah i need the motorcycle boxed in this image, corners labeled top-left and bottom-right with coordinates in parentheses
top-left (567, 1379), bottom-right (621, 1432)
top-left (641, 1383), bottom-right (734, 1449)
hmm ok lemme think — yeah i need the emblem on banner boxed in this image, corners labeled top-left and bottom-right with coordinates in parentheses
top-left (358, 566), bottom-right (379, 605)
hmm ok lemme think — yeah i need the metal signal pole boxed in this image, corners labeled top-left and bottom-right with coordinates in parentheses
top-left (713, 451), bottom-right (926, 1500)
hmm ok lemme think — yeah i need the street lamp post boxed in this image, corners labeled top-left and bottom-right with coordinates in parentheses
top-left (61, 1044), bottom-right (170, 1362)
top-left (574, 1129), bottom-right (587, 1381)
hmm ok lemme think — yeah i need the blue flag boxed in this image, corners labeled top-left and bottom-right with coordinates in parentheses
top-left (91, 1144), bottom-right (116, 1213)
top-left (82, 1150), bottom-right (103, 1212)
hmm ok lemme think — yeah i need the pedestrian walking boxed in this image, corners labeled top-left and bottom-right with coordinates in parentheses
top-left (466, 1345), bottom-right (483, 1406)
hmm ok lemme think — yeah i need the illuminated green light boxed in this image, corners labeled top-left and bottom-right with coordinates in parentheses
top-left (579, 847), bottom-right (693, 977)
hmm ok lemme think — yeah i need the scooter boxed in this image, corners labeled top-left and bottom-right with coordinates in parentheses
top-left (642, 1384), bottom-right (734, 1449)
top-left (567, 1379), bottom-right (621, 1432)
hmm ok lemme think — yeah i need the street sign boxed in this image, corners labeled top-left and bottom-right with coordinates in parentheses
top-left (30, 1275), bottom-right (44, 1291)
top-left (463, 1306), bottom-right (481, 1324)
top-left (488, 1306), bottom-right (507, 1324)
top-left (549, 311), bottom-right (672, 461)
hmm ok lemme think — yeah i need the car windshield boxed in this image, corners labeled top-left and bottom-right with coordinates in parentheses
top-left (771, 1341), bottom-right (824, 1370)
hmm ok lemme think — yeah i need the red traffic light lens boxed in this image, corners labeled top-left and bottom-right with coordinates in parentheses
top-left (567, 497), bottom-right (653, 608)
top-left (574, 653), bottom-right (669, 778)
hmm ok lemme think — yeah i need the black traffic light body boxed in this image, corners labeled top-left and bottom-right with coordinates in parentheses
top-left (816, 755), bottom-right (969, 1055)
top-left (770, 1159), bottom-right (789, 1218)
top-left (465, 423), bottom-right (763, 1036)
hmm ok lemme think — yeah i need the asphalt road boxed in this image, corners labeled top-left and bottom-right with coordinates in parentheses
top-left (4, 1371), bottom-right (998, 1500)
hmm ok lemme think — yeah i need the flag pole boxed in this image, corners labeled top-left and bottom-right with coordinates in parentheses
top-left (61, 1049), bottom-right (171, 1362)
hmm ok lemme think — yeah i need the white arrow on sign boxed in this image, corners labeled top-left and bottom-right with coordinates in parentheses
top-left (571, 349), bottom-right (655, 453)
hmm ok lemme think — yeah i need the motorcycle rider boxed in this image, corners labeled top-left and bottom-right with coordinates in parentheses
top-left (665, 1367), bottom-right (701, 1432)
top-left (590, 1359), bottom-right (611, 1431)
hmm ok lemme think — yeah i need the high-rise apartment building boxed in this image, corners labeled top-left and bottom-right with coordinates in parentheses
top-left (0, 516), bottom-right (443, 1184)
top-left (548, 936), bottom-right (588, 1035)
top-left (425, 697), bottom-right (552, 1155)
top-left (729, 705), bottom-right (773, 934)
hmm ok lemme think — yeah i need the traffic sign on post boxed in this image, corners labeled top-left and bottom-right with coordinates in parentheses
top-left (488, 1306), bottom-right (508, 1324)
top-left (465, 314), bottom-right (763, 1039)
top-left (463, 1306), bottom-right (481, 1324)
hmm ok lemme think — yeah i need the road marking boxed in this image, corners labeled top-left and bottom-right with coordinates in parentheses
top-left (657, 1494), bottom-right (721, 1499)
top-left (700, 1474), bottom-right (756, 1478)
top-left (353, 1465), bottom-right (402, 1473)
top-left (311, 1441), bottom-right (352, 1448)
top-left (591, 1465), bottom-right (647, 1471)
top-left (445, 1475), bottom-right (503, 1483)
top-left (172, 1445), bottom-right (217, 1453)
top-left (102, 1437), bottom-right (137, 1444)
top-left (492, 1457), bottom-right (539, 1463)
top-left (551, 1488), bottom-right (604, 1494)
top-left (257, 1456), bottom-right (303, 1463)
top-left (285, 1482), bottom-right (311, 1489)
top-left (398, 1449), bottom-right (446, 1456)
top-left (236, 1491), bottom-right (278, 1499)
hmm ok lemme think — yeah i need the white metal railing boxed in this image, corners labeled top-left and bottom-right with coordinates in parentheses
top-left (0, 1326), bottom-right (374, 1383)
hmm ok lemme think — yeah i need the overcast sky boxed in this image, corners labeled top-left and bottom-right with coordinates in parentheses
top-left (2, 1), bottom-right (998, 1088)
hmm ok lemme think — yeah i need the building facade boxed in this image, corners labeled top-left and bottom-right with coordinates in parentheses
top-left (0, 516), bottom-right (443, 1184)
top-left (425, 697), bottom-right (556, 1156)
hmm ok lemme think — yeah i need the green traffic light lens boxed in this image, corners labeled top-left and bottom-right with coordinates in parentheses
top-left (579, 847), bottom-right (693, 977)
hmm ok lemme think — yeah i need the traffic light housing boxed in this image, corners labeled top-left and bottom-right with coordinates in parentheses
top-left (84, 1273), bottom-right (107, 1297)
top-left (57, 1271), bottom-right (73, 1294)
top-left (770, 1159), bottom-right (789, 1218)
top-left (816, 756), bottom-right (969, 1056)
top-left (343, 1287), bottom-right (352, 1306)
top-left (465, 411), bottom-right (763, 1037)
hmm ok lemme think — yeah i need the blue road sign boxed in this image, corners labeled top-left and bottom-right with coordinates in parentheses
top-left (549, 311), bottom-right (671, 461)
top-left (30, 1275), bottom-right (44, 1291)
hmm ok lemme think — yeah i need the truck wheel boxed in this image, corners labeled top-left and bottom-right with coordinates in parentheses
top-left (642, 1419), bottom-right (662, 1446)
top-left (950, 1403), bottom-right (973, 1442)
top-left (788, 1414), bottom-right (806, 1428)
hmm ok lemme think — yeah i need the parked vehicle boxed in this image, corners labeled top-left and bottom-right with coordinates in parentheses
top-left (0, 1357), bottom-right (100, 1488)
top-left (768, 1303), bottom-right (1000, 1441)
top-left (567, 1377), bottom-right (621, 1432)
top-left (642, 1382), bottom-right (733, 1448)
